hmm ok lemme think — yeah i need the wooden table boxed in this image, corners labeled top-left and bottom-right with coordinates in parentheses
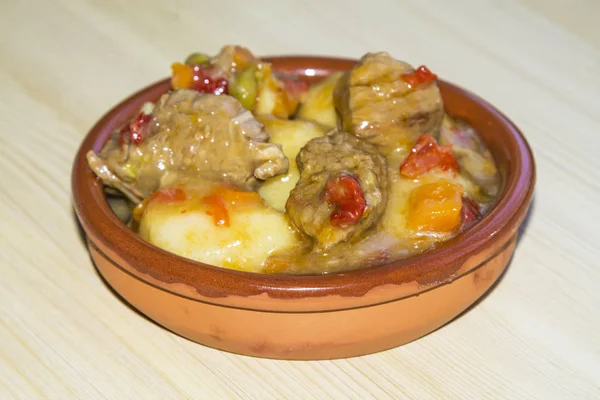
top-left (2, 0), bottom-right (599, 398)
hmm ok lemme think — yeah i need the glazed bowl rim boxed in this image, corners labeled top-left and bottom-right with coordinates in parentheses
top-left (72, 55), bottom-right (535, 311)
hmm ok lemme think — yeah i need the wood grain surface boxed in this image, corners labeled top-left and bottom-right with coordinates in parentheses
top-left (1, 0), bottom-right (599, 398)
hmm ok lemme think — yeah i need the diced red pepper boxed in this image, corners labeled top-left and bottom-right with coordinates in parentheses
top-left (202, 195), bottom-right (230, 227)
top-left (330, 200), bottom-right (367, 227)
top-left (129, 112), bottom-right (152, 145)
top-left (324, 174), bottom-right (367, 227)
top-left (401, 65), bottom-right (438, 88)
top-left (151, 187), bottom-right (187, 203)
top-left (400, 134), bottom-right (460, 179)
top-left (189, 65), bottom-right (229, 95)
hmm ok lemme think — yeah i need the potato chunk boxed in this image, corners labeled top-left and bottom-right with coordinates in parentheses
top-left (138, 186), bottom-right (300, 273)
top-left (257, 118), bottom-right (326, 211)
top-left (296, 72), bottom-right (343, 129)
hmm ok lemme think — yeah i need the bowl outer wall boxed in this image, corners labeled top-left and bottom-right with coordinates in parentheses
top-left (72, 56), bottom-right (535, 313)
top-left (88, 235), bottom-right (517, 360)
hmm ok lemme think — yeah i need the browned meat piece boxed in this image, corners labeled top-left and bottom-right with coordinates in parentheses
top-left (286, 130), bottom-right (388, 250)
top-left (334, 52), bottom-right (444, 154)
top-left (439, 114), bottom-right (501, 197)
top-left (88, 90), bottom-right (288, 202)
top-left (86, 151), bottom-right (144, 204)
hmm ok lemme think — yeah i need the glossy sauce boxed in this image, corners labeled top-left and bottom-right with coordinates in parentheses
top-left (93, 48), bottom-right (500, 275)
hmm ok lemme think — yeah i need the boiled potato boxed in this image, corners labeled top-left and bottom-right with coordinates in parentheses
top-left (296, 72), bottom-right (343, 129)
top-left (138, 187), bottom-right (300, 273)
top-left (258, 118), bottom-right (326, 211)
top-left (381, 154), bottom-right (480, 241)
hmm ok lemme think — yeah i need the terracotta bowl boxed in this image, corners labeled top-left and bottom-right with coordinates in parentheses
top-left (72, 56), bottom-right (535, 360)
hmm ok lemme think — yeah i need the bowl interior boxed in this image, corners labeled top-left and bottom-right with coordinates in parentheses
top-left (72, 56), bottom-right (535, 309)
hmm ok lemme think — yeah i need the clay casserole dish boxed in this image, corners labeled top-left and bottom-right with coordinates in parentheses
top-left (72, 56), bottom-right (535, 360)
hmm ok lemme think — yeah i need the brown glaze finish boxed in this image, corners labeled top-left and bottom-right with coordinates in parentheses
top-left (72, 56), bottom-right (535, 359)
top-left (89, 236), bottom-right (515, 360)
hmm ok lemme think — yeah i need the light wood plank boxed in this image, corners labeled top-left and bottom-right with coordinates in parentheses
top-left (1, 0), bottom-right (598, 398)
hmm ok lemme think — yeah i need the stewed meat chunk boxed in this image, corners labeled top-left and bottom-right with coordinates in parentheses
top-left (286, 130), bottom-right (388, 250)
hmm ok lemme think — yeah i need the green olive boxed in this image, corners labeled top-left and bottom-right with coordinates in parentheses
top-left (184, 52), bottom-right (210, 66)
top-left (230, 66), bottom-right (258, 110)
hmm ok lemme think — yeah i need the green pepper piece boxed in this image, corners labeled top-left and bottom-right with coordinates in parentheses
top-left (184, 52), bottom-right (210, 66)
top-left (230, 66), bottom-right (258, 110)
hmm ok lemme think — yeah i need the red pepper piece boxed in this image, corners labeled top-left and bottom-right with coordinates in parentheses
top-left (189, 66), bottom-right (229, 95)
top-left (400, 134), bottom-right (460, 178)
top-left (325, 174), bottom-right (367, 227)
top-left (401, 65), bottom-right (438, 88)
top-left (129, 112), bottom-right (152, 145)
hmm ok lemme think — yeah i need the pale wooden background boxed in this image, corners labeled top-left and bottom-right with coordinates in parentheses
top-left (1, 0), bottom-right (599, 398)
